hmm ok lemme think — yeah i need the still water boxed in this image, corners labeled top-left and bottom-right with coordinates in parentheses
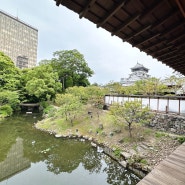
top-left (0, 113), bottom-right (140, 185)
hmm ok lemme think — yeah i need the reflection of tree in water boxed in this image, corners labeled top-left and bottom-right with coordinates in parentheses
top-left (103, 156), bottom-right (140, 185)
top-left (1, 114), bottom-right (140, 184)
top-left (82, 147), bottom-right (102, 174)
top-left (43, 140), bottom-right (91, 174)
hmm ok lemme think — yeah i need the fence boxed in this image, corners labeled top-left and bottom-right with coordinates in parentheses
top-left (104, 95), bottom-right (185, 116)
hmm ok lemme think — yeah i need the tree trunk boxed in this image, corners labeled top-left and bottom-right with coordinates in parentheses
top-left (128, 123), bottom-right (132, 137)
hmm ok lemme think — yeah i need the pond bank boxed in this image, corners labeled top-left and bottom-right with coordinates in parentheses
top-left (35, 108), bottom-right (181, 178)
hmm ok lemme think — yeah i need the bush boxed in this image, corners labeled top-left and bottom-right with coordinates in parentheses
top-left (177, 136), bottom-right (185, 144)
top-left (0, 104), bottom-right (13, 117)
top-left (43, 105), bottom-right (57, 117)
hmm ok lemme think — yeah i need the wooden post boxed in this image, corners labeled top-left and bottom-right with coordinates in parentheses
top-left (166, 97), bottom-right (169, 114)
top-left (179, 98), bottom-right (181, 115)
top-left (157, 97), bottom-right (159, 112)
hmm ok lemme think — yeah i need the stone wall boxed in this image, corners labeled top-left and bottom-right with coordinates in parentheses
top-left (149, 113), bottom-right (185, 135)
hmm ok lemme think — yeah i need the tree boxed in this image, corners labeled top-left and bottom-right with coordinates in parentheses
top-left (55, 94), bottom-right (82, 126)
top-left (0, 51), bottom-right (21, 91)
top-left (164, 75), bottom-right (185, 95)
top-left (20, 65), bottom-right (62, 102)
top-left (104, 81), bottom-right (124, 94)
top-left (51, 49), bottom-right (94, 89)
top-left (0, 91), bottom-right (20, 117)
top-left (109, 100), bottom-right (152, 137)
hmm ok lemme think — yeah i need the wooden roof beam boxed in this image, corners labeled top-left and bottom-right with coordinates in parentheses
top-left (154, 49), bottom-right (179, 59)
top-left (176, 0), bottom-right (185, 18)
top-left (79, 0), bottom-right (96, 19)
top-left (168, 32), bottom-right (185, 44)
top-left (134, 33), bottom-right (161, 47)
top-left (112, 1), bottom-right (162, 37)
top-left (152, 10), bottom-right (178, 30)
top-left (125, 25), bottom-right (151, 41)
top-left (97, 0), bottom-right (127, 28)
top-left (166, 58), bottom-right (185, 65)
top-left (159, 54), bottom-right (184, 62)
top-left (111, 14), bottom-right (140, 36)
top-left (56, 0), bottom-right (63, 6)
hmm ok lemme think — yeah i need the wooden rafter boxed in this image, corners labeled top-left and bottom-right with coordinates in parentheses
top-left (176, 0), bottom-right (185, 18)
top-left (125, 25), bottom-right (151, 41)
top-left (56, 0), bottom-right (63, 6)
top-left (97, 0), bottom-right (127, 28)
top-left (79, 0), bottom-right (96, 19)
top-left (160, 54), bottom-right (185, 62)
top-left (134, 33), bottom-right (161, 47)
top-left (111, 14), bottom-right (140, 36)
top-left (154, 49), bottom-right (178, 59)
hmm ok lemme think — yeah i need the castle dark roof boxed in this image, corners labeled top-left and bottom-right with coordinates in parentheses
top-left (54, 0), bottom-right (185, 75)
top-left (131, 63), bottom-right (148, 72)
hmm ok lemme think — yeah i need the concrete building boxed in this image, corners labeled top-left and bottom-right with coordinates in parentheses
top-left (120, 63), bottom-right (150, 86)
top-left (0, 10), bottom-right (38, 68)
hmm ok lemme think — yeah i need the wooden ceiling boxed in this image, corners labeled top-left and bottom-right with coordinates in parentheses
top-left (54, 0), bottom-right (185, 75)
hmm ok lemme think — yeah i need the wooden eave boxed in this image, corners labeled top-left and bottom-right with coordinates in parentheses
top-left (54, 0), bottom-right (185, 75)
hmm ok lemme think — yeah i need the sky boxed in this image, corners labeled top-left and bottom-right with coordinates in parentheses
top-left (0, 0), bottom-right (175, 84)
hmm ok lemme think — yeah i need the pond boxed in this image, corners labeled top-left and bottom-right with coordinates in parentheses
top-left (0, 113), bottom-right (140, 185)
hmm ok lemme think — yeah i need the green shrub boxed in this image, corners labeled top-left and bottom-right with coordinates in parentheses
top-left (177, 136), bottom-right (185, 144)
top-left (113, 147), bottom-right (121, 158)
top-left (155, 132), bottom-right (166, 138)
top-left (0, 104), bottom-right (13, 117)
top-left (43, 105), bottom-right (57, 117)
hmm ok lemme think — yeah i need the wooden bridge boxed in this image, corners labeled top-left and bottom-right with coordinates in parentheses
top-left (137, 142), bottom-right (185, 185)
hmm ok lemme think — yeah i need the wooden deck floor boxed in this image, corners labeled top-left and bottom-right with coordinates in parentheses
top-left (137, 142), bottom-right (185, 185)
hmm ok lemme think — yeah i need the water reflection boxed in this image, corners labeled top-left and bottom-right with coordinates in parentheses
top-left (0, 114), bottom-right (140, 185)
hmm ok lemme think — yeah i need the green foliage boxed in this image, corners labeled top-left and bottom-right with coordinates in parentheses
top-left (113, 147), bottom-right (121, 158)
top-left (48, 49), bottom-right (94, 89)
top-left (140, 159), bottom-right (148, 165)
top-left (85, 86), bottom-right (107, 108)
top-left (20, 65), bottom-right (62, 102)
top-left (55, 94), bottom-right (82, 124)
top-left (65, 86), bottom-right (88, 104)
top-left (155, 132), bottom-right (166, 138)
top-left (164, 75), bottom-right (185, 95)
top-left (0, 104), bottom-right (13, 117)
top-left (0, 91), bottom-right (20, 110)
top-left (110, 100), bottom-right (153, 137)
top-left (177, 136), bottom-right (185, 144)
top-left (0, 51), bottom-right (21, 91)
top-left (104, 81), bottom-right (124, 94)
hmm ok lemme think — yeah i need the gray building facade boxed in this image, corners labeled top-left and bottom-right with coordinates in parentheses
top-left (0, 10), bottom-right (38, 68)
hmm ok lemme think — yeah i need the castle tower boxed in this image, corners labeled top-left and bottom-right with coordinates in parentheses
top-left (120, 62), bottom-right (150, 86)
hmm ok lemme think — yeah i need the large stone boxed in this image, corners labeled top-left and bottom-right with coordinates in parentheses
top-left (120, 161), bottom-right (127, 168)
top-left (121, 152), bottom-right (131, 159)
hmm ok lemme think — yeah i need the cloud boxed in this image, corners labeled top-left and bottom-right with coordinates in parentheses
top-left (0, 0), bottom-right (174, 84)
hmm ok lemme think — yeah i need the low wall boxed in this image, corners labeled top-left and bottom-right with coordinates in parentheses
top-left (149, 113), bottom-right (185, 134)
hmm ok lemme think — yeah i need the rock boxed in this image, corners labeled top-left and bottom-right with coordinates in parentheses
top-left (121, 152), bottom-right (131, 159)
top-left (113, 129), bottom-right (121, 133)
top-left (109, 132), bottom-right (114, 137)
top-left (129, 149), bottom-right (137, 156)
top-left (99, 124), bottom-right (103, 130)
top-left (55, 134), bottom-right (62, 138)
top-left (120, 161), bottom-right (127, 168)
top-left (91, 142), bottom-right (97, 147)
